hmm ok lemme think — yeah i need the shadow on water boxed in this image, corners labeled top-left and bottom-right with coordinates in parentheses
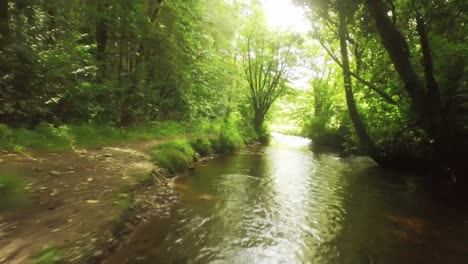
top-left (105, 133), bottom-right (468, 264)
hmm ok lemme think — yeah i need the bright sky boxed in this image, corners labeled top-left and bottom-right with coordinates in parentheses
top-left (260, 0), bottom-right (313, 90)
top-left (261, 0), bottom-right (310, 33)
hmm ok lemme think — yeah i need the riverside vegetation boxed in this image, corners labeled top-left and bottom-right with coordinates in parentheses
top-left (0, 0), bottom-right (467, 262)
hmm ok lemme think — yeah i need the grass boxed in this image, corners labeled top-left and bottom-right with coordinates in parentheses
top-left (0, 120), bottom-right (225, 152)
top-left (152, 140), bottom-right (196, 173)
top-left (151, 119), bottom-right (249, 173)
top-left (0, 173), bottom-right (27, 210)
top-left (215, 122), bottom-right (244, 153)
top-left (33, 246), bottom-right (62, 264)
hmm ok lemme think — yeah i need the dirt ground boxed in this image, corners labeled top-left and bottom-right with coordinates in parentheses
top-left (0, 140), bottom-right (180, 264)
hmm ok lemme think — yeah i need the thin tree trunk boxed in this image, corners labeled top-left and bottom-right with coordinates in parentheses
top-left (0, 0), bottom-right (9, 51)
top-left (45, 6), bottom-right (55, 49)
top-left (338, 8), bottom-right (381, 161)
top-left (96, 0), bottom-right (108, 78)
top-left (120, 1), bottom-right (165, 125)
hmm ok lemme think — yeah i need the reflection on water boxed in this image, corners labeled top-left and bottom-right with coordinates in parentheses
top-left (106, 135), bottom-right (468, 264)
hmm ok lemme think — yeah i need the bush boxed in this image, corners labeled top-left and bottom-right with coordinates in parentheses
top-left (304, 117), bottom-right (347, 152)
top-left (215, 122), bottom-right (244, 153)
top-left (152, 141), bottom-right (196, 173)
top-left (190, 137), bottom-right (214, 156)
top-left (0, 124), bottom-right (14, 150)
top-left (0, 174), bottom-right (27, 210)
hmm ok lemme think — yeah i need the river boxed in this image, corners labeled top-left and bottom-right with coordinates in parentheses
top-left (105, 133), bottom-right (468, 264)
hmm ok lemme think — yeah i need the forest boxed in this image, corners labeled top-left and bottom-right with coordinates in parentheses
top-left (1, 0), bottom-right (467, 175)
top-left (0, 0), bottom-right (467, 262)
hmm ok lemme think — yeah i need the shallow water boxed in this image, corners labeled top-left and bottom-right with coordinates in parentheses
top-left (108, 133), bottom-right (468, 264)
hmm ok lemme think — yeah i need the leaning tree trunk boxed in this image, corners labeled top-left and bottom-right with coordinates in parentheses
top-left (338, 8), bottom-right (382, 162)
top-left (365, 0), bottom-right (467, 177)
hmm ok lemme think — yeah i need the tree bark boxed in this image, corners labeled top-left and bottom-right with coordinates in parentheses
top-left (0, 0), bottom-right (9, 51)
top-left (338, 8), bottom-right (381, 161)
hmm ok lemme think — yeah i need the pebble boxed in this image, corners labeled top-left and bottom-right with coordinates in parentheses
top-left (92, 250), bottom-right (104, 258)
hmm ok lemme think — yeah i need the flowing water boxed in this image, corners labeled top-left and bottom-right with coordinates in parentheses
top-left (107, 133), bottom-right (468, 264)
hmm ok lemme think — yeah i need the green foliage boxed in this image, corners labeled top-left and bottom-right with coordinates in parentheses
top-left (0, 124), bottom-right (14, 150)
top-left (190, 137), bottom-right (214, 156)
top-left (0, 121), bottom-right (218, 151)
top-left (33, 246), bottom-right (62, 264)
top-left (240, 7), bottom-right (302, 138)
top-left (214, 121), bottom-right (244, 153)
top-left (305, 117), bottom-right (348, 152)
top-left (152, 141), bottom-right (196, 173)
top-left (0, 0), bottom-right (246, 126)
top-left (0, 173), bottom-right (27, 210)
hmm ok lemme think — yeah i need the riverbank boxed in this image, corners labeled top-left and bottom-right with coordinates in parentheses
top-left (0, 119), bottom-right (254, 263)
top-left (0, 139), bottom-right (178, 263)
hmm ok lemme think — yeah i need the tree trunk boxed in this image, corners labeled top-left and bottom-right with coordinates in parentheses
top-left (365, 0), bottom-right (440, 134)
top-left (365, 0), bottom-right (468, 177)
top-left (253, 110), bottom-right (266, 140)
top-left (96, 0), bottom-right (108, 77)
top-left (0, 0), bottom-right (9, 51)
top-left (338, 8), bottom-right (381, 161)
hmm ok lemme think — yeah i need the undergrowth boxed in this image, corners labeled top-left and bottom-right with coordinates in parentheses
top-left (152, 118), bottom-right (252, 172)
top-left (0, 120), bottom-right (223, 152)
top-left (0, 173), bottom-right (27, 210)
top-left (33, 246), bottom-right (62, 264)
top-left (152, 140), bottom-right (196, 173)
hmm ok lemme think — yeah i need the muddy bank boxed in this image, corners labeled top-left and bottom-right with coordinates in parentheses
top-left (87, 167), bottom-right (180, 264)
top-left (0, 140), bottom-right (181, 264)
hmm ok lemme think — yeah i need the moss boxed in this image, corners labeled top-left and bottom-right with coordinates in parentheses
top-left (152, 141), bottom-right (196, 173)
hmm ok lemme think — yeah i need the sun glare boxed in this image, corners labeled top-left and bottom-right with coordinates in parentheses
top-left (261, 0), bottom-right (310, 32)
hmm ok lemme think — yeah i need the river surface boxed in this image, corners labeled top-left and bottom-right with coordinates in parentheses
top-left (107, 133), bottom-right (468, 264)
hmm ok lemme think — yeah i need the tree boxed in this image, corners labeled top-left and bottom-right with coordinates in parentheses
top-left (337, 3), bottom-right (381, 161)
top-left (296, 0), bottom-right (383, 160)
top-left (365, 0), bottom-right (468, 174)
top-left (243, 32), bottom-right (299, 138)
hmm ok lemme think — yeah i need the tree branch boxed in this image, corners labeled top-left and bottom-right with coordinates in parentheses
top-left (312, 27), bottom-right (399, 105)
